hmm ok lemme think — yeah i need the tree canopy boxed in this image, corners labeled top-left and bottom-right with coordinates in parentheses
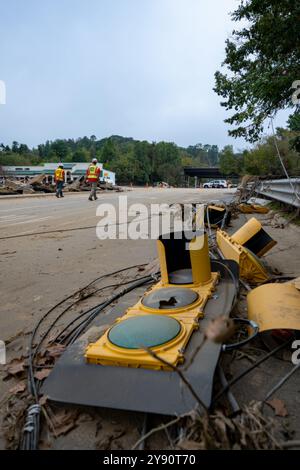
top-left (214, 0), bottom-right (300, 142)
top-left (219, 128), bottom-right (300, 176)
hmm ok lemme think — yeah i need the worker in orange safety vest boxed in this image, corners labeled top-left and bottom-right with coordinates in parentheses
top-left (86, 158), bottom-right (101, 201)
top-left (54, 163), bottom-right (65, 198)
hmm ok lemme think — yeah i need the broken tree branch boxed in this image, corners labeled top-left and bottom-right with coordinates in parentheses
top-left (144, 347), bottom-right (208, 413)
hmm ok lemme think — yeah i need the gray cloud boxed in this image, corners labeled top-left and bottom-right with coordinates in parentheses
top-left (0, 0), bottom-right (290, 149)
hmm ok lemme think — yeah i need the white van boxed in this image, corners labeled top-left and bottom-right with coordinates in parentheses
top-left (203, 180), bottom-right (228, 188)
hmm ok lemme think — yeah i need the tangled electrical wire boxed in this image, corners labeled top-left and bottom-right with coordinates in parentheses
top-left (20, 263), bottom-right (159, 450)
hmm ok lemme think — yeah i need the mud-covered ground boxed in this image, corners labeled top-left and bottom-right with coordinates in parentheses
top-left (0, 188), bottom-right (299, 450)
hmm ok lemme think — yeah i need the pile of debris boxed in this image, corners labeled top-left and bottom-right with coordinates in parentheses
top-left (65, 176), bottom-right (123, 192)
top-left (0, 174), bottom-right (55, 196)
top-left (0, 175), bottom-right (123, 196)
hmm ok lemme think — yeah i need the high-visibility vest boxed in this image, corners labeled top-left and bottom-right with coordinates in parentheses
top-left (55, 168), bottom-right (64, 181)
top-left (87, 164), bottom-right (99, 180)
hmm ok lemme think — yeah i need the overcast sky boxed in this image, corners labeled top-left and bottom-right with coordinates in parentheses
top-left (0, 0), bottom-right (290, 150)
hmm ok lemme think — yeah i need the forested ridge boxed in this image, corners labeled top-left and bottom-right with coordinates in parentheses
top-left (0, 136), bottom-right (219, 185)
top-left (1, 127), bottom-right (300, 184)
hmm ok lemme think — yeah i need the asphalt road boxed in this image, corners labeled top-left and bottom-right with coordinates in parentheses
top-left (0, 187), bottom-right (236, 238)
top-left (0, 187), bottom-right (235, 338)
top-left (2, 187), bottom-right (300, 450)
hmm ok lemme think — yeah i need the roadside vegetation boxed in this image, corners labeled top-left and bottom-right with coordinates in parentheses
top-left (1, 125), bottom-right (300, 187)
top-left (1, 1), bottom-right (300, 185)
top-left (0, 137), bottom-right (220, 186)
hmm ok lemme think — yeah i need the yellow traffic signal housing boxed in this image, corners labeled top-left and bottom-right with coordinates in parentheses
top-left (204, 205), bottom-right (231, 228)
top-left (247, 283), bottom-right (300, 332)
top-left (192, 204), bottom-right (231, 230)
top-left (238, 203), bottom-right (269, 214)
top-left (43, 231), bottom-right (239, 415)
top-left (157, 231), bottom-right (213, 286)
top-left (216, 229), bottom-right (269, 284)
top-left (231, 217), bottom-right (276, 257)
top-left (85, 232), bottom-right (220, 370)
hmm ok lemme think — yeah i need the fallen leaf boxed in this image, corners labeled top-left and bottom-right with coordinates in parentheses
top-left (266, 398), bottom-right (288, 417)
top-left (96, 430), bottom-right (126, 450)
top-left (76, 412), bottom-right (94, 424)
top-left (39, 395), bottom-right (48, 406)
top-left (9, 382), bottom-right (26, 394)
top-left (34, 355), bottom-right (50, 366)
top-left (51, 409), bottom-right (78, 437)
top-left (5, 359), bottom-right (25, 376)
top-left (34, 369), bottom-right (51, 381)
top-left (44, 344), bottom-right (65, 359)
top-left (5, 331), bottom-right (25, 345)
top-left (54, 422), bottom-right (76, 437)
top-left (177, 439), bottom-right (204, 450)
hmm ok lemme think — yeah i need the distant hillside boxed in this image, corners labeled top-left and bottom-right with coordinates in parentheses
top-left (0, 136), bottom-right (220, 185)
top-left (3, 130), bottom-right (298, 183)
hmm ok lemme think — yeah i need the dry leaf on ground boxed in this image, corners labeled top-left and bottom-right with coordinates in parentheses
top-left (9, 382), bottom-right (26, 394)
top-left (5, 358), bottom-right (26, 376)
top-left (266, 398), bottom-right (288, 417)
top-left (34, 369), bottom-right (51, 381)
top-left (51, 409), bottom-right (78, 437)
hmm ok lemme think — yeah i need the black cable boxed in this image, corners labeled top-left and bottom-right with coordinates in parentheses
top-left (222, 318), bottom-right (259, 352)
top-left (22, 272), bottom-right (156, 449)
top-left (21, 263), bottom-right (150, 449)
top-left (212, 337), bottom-right (293, 406)
top-left (34, 273), bottom-right (155, 367)
top-left (66, 275), bottom-right (157, 345)
top-left (57, 304), bottom-right (104, 345)
top-left (212, 259), bottom-right (239, 308)
top-left (56, 274), bottom-right (154, 344)
top-left (62, 276), bottom-right (157, 345)
top-left (30, 263), bottom-right (147, 374)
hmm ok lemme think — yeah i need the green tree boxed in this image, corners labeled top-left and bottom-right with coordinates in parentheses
top-left (101, 138), bottom-right (118, 164)
top-left (51, 140), bottom-right (68, 161)
top-left (287, 112), bottom-right (300, 153)
top-left (110, 154), bottom-right (135, 184)
top-left (12, 141), bottom-right (19, 153)
top-left (18, 144), bottom-right (29, 155)
top-left (242, 129), bottom-right (300, 176)
top-left (154, 142), bottom-right (181, 185)
top-left (72, 149), bottom-right (90, 162)
top-left (219, 145), bottom-right (244, 175)
top-left (214, 0), bottom-right (300, 142)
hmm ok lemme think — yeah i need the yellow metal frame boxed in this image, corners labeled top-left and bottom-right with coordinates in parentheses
top-left (216, 229), bottom-right (269, 284)
top-left (231, 217), bottom-right (276, 257)
top-left (158, 233), bottom-right (212, 286)
top-left (231, 217), bottom-right (262, 245)
top-left (85, 232), bottom-right (220, 370)
top-left (86, 315), bottom-right (193, 370)
top-left (206, 205), bottom-right (227, 228)
top-left (247, 283), bottom-right (300, 332)
top-left (238, 203), bottom-right (269, 214)
top-left (85, 273), bottom-right (219, 370)
top-left (193, 205), bottom-right (226, 230)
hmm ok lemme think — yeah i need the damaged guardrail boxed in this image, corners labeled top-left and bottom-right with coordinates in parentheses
top-left (256, 178), bottom-right (300, 208)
